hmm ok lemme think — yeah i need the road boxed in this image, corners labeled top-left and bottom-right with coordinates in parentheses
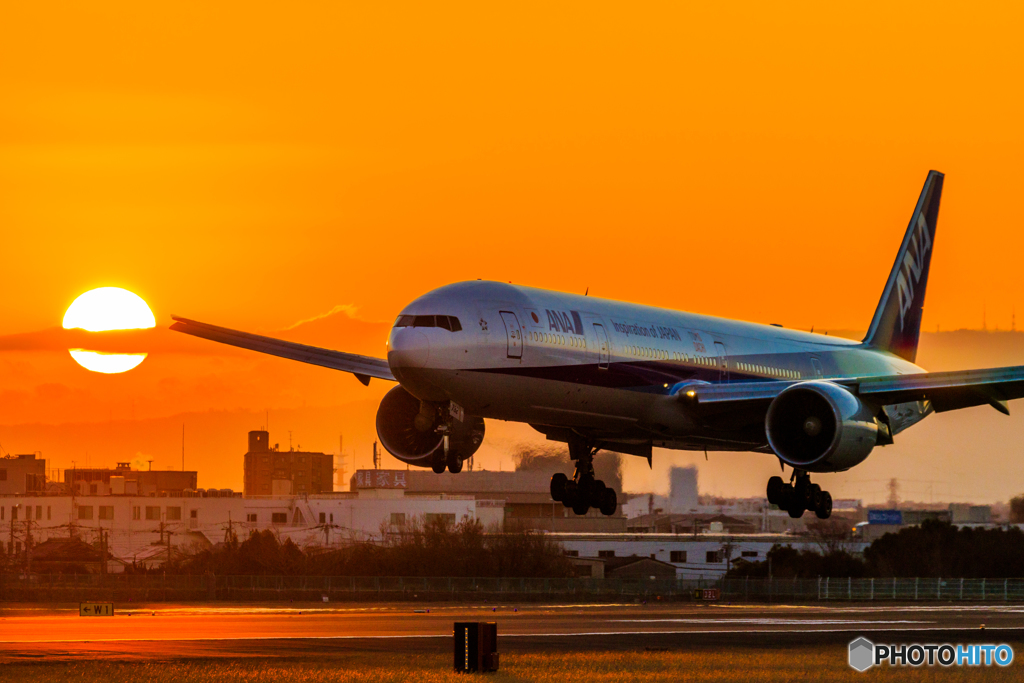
top-left (2, 602), bottom-right (1023, 661)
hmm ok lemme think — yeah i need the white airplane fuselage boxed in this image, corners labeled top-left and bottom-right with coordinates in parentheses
top-left (388, 280), bottom-right (931, 459)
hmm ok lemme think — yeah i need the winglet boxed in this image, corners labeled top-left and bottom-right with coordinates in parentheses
top-left (863, 170), bottom-right (944, 362)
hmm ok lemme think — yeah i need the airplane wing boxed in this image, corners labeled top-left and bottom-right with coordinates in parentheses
top-left (692, 365), bottom-right (1024, 415)
top-left (169, 316), bottom-right (395, 386)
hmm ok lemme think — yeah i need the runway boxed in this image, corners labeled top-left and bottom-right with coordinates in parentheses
top-left (2, 602), bottom-right (1023, 662)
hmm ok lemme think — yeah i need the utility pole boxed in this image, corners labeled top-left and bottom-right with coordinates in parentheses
top-left (25, 519), bottom-right (32, 574)
top-left (99, 527), bottom-right (107, 575)
top-left (70, 462), bottom-right (77, 539)
top-left (182, 423), bottom-right (185, 472)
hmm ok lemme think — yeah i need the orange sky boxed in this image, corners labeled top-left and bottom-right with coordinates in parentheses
top-left (2, 3), bottom-right (1024, 501)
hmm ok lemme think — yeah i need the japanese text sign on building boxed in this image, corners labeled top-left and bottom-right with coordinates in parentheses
top-left (355, 469), bottom-right (407, 489)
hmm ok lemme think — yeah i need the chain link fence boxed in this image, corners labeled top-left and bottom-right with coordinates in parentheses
top-left (3, 574), bottom-right (1024, 602)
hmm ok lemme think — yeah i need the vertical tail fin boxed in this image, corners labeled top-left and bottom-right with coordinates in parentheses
top-left (863, 170), bottom-right (944, 362)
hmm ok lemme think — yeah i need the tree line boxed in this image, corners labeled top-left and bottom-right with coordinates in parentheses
top-left (153, 516), bottom-right (574, 578)
top-left (727, 520), bottom-right (1024, 579)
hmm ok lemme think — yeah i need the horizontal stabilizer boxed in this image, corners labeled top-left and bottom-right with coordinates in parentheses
top-left (690, 364), bottom-right (1024, 414)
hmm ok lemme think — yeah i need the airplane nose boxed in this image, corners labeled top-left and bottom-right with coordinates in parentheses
top-left (388, 328), bottom-right (430, 369)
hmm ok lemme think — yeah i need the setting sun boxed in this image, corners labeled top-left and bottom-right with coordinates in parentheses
top-left (63, 287), bottom-right (155, 373)
top-left (63, 287), bottom-right (156, 331)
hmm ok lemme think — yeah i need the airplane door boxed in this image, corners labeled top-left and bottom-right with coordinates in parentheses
top-left (593, 323), bottom-right (610, 369)
top-left (714, 341), bottom-right (729, 381)
top-left (811, 357), bottom-right (824, 378)
top-left (499, 311), bottom-right (523, 359)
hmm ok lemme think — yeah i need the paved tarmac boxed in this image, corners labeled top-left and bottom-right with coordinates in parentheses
top-left (2, 602), bottom-right (1023, 662)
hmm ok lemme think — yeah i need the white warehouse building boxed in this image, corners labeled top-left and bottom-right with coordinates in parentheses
top-left (1, 489), bottom-right (500, 568)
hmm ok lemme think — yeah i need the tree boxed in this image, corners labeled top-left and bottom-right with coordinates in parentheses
top-left (864, 520), bottom-right (1024, 578)
top-left (806, 518), bottom-right (855, 555)
top-left (175, 516), bottom-right (574, 578)
top-left (725, 544), bottom-right (867, 578)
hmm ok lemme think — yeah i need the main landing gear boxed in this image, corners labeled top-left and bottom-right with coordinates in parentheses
top-left (549, 439), bottom-right (618, 517)
top-left (767, 471), bottom-right (833, 519)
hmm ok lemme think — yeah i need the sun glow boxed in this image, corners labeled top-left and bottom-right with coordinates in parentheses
top-left (63, 287), bottom-right (155, 374)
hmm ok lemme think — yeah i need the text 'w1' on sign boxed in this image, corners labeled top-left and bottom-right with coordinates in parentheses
top-left (79, 602), bottom-right (114, 616)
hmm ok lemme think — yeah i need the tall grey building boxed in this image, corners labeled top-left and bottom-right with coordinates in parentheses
top-left (669, 466), bottom-right (699, 513)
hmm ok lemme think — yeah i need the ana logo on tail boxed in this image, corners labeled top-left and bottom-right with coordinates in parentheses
top-left (896, 212), bottom-right (933, 331)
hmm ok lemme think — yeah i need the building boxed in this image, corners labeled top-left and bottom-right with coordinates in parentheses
top-left (27, 537), bottom-right (121, 574)
top-left (627, 513), bottom-right (758, 535)
top-left (668, 466), bottom-right (699, 512)
top-left (857, 504), bottom-right (994, 541)
top-left (0, 454), bottom-right (46, 495)
top-left (949, 504), bottom-right (992, 525)
top-left (64, 463), bottom-right (198, 496)
top-left (605, 555), bottom-right (679, 580)
top-left (550, 532), bottom-right (869, 579)
top-left (244, 431), bottom-right (334, 496)
top-left (1, 487), bottom-right (493, 566)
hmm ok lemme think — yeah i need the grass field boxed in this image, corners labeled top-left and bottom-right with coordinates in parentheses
top-left (5, 649), bottom-right (1018, 682)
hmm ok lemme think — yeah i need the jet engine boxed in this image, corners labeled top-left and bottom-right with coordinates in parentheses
top-left (765, 381), bottom-right (878, 472)
top-left (375, 385), bottom-right (484, 471)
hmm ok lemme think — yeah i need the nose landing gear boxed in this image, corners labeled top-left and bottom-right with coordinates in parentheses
top-left (767, 471), bottom-right (832, 519)
top-left (430, 422), bottom-right (465, 473)
top-left (549, 439), bottom-right (618, 517)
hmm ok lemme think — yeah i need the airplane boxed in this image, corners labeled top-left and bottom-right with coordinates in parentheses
top-left (172, 170), bottom-right (1024, 521)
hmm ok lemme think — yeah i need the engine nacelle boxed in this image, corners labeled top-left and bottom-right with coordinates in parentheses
top-left (765, 381), bottom-right (878, 472)
top-left (375, 385), bottom-right (484, 467)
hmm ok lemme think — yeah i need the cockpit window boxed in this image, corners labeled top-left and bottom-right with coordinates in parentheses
top-left (394, 315), bottom-right (462, 332)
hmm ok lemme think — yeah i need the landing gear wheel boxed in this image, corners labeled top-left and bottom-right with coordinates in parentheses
top-left (431, 460), bottom-right (447, 474)
top-left (561, 481), bottom-right (578, 508)
top-left (787, 506), bottom-right (805, 519)
top-left (550, 473), bottom-right (568, 502)
top-left (815, 491), bottom-right (833, 519)
top-left (777, 486), bottom-right (792, 512)
top-left (766, 476), bottom-right (784, 505)
top-left (807, 483), bottom-right (822, 510)
top-left (446, 455), bottom-right (463, 474)
top-left (599, 488), bottom-right (618, 516)
top-left (572, 499), bottom-right (590, 516)
top-left (583, 479), bottom-right (605, 504)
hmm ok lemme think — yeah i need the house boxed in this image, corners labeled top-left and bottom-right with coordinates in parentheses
top-left (28, 538), bottom-right (122, 574)
top-left (604, 555), bottom-right (678, 580)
